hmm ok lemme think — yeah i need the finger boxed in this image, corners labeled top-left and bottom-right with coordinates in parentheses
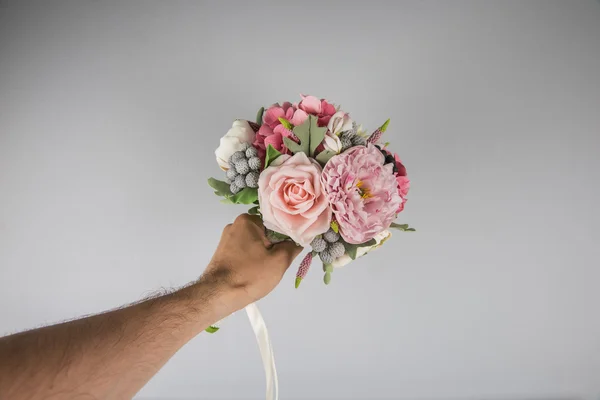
top-left (270, 240), bottom-right (303, 266)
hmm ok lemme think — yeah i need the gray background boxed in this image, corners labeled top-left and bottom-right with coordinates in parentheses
top-left (1, 1), bottom-right (599, 399)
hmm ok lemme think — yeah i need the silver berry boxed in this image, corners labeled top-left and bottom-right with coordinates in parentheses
top-left (246, 146), bottom-right (258, 159)
top-left (248, 157), bottom-right (261, 171)
top-left (310, 237), bottom-right (327, 253)
top-left (320, 249), bottom-right (334, 264)
top-left (323, 229), bottom-right (340, 243)
top-left (230, 151), bottom-right (246, 164)
top-left (328, 242), bottom-right (345, 259)
top-left (230, 182), bottom-right (242, 194)
top-left (226, 168), bottom-right (238, 181)
top-left (245, 171), bottom-right (259, 188)
top-left (240, 142), bottom-right (251, 151)
top-left (234, 174), bottom-right (247, 189)
top-left (235, 159), bottom-right (250, 175)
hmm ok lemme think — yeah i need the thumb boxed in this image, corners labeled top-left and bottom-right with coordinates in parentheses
top-left (271, 240), bottom-right (303, 265)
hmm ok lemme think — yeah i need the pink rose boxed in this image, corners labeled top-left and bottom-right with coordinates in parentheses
top-left (253, 102), bottom-right (308, 160)
top-left (258, 152), bottom-right (332, 246)
top-left (321, 144), bottom-right (402, 244)
top-left (296, 95), bottom-right (337, 127)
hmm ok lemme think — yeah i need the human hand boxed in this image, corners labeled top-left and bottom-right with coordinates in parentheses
top-left (202, 214), bottom-right (303, 309)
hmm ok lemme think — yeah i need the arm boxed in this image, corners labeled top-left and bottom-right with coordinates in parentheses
top-left (0, 214), bottom-right (302, 400)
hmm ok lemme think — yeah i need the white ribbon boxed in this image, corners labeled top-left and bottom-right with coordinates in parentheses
top-left (245, 303), bottom-right (278, 400)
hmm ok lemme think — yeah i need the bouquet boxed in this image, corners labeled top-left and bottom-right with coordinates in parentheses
top-left (208, 94), bottom-right (415, 399)
top-left (209, 94), bottom-right (414, 287)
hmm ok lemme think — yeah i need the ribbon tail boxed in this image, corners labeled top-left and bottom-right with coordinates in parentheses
top-left (245, 303), bottom-right (279, 400)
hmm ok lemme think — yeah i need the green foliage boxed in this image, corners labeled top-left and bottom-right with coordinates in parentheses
top-left (316, 149), bottom-right (336, 165)
top-left (295, 277), bottom-right (302, 289)
top-left (248, 205), bottom-right (260, 215)
top-left (264, 144), bottom-right (282, 169)
top-left (205, 326), bottom-right (219, 334)
top-left (209, 178), bottom-right (258, 205)
top-left (323, 271), bottom-right (332, 285)
top-left (283, 115), bottom-right (327, 157)
top-left (390, 222), bottom-right (416, 232)
top-left (208, 178), bottom-right (232, 197)
top-left (229, 187), bottom-right (258, 204)
top-left (256, 107), bottom-right (265, 126)
top-left (343, 238), bottom-right (377, 260)
top-left (266, 229), bottom-right (289, 241)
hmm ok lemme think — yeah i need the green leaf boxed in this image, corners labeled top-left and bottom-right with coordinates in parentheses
top-left (208, 178), bottom-right (232, 197)
top-left (256, 107), bottom-right (265, 126)
top-left (205, 326), bottom-right (219, 334)
top-left (342, 238), bottom-right (377, 260)
top-left (283, 115), bottom-right (327, 157)
top-left (248, 205), bottom-right (260, 215)
top-left (323, 271), bottom-right (332, 285)
top-left (229, 187), bottom-right (258, 204)
top-left (295, 277), bottom-right (302, 289)
top-left (343, 242), bottom-right (359, 260)
top-left (324, 264), bottom-right (333, 273)
top-left (278, 117), bottom-right (293, 130)
top-left (361, 238), bottom-right (377, 247)
top-left (390, 222), bottom-right (416, 232)
top-left (264, 144), bottom-right (282, 169)
top-left (266, 229), bottom-right (290, 242)
top-left (315, 149), bottom-right (336, 165)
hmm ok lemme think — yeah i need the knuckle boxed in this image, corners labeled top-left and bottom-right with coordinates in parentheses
top-left (235, 214), bottom-right (251, 224)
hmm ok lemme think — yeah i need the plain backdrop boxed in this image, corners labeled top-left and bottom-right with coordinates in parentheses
top-left (1, 1), bottom-right (599, 399)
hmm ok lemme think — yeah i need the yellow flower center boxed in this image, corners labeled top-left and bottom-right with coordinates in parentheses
top-left (356, 180), bottom-right (373, 199)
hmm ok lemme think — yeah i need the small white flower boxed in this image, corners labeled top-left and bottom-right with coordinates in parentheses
top-left (327, 111), bottom-right (353, 135)
top-left (331, 230), bottom-right (392, 268)
top-left (322, 131), bottom-right (343, 154)
top-left (215, 120), bottom-right (255, 170)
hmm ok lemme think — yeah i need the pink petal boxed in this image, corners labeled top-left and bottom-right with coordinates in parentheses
top-left (290, 109), bottom-right (308, 126)
top-left (298, 95), bottom-right (321, 114)
top-left (264, 105), bottom-right (285, 127)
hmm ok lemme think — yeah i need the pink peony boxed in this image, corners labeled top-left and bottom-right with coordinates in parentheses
top-left (321, 144), bottom-right (402, 244)
top-left (253, 102), bottom-right (308, 160)
top-left (296, 95), bottom-right (337, 127)
top-left (258, 152), bottom-right (332, 246)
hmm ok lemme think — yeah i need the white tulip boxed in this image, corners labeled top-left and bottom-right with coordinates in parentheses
top-left (327, 111), bottom-right (353, 135)
top-left (331, 230), bottom-right (392, 268)
top-left (215, 120), bottom-right (256, 170)
top-left (322, 131), bottom-right (343, 154)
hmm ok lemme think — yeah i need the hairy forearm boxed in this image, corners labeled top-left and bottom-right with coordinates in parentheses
top-left (0, 274), bottom-right (241, 400)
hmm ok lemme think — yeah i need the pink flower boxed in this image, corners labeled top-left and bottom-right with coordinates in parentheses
top-left (321, 144), bottom-right (402, 244)
top-left (258, 152), bottom-right (332, 246)
top-left (379, 147), bottom-right (411, 213)
top-left (393, 153), bottom-right (410, 213)
top-left (253, 102), bottom-right (308, 160)
top-left (297, 95), bottom-right (337, 127)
